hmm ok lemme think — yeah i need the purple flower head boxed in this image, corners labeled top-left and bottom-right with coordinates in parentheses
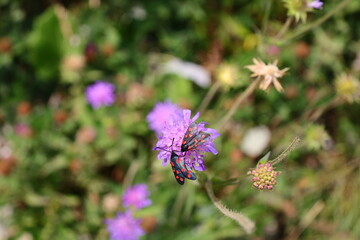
top-left (105, 210), bottom-right (144, 240)
top-left (154, 109), bottom-right (219, 171)
top-left (86, 81), bottom-right (115, 109)
top-left (308, 0), bottom-right (323, 9)
top-left (146, 101), bottom-right (182, 135)
top-left (122, 184), bottom-right (152, 210)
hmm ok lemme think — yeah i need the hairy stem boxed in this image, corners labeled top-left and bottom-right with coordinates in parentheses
top-left (269, 136), bottom-right (301, 165)
top-left (205, 181), bottom-right (255, 234)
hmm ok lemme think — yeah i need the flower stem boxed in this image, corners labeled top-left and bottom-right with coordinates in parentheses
top-left (198, 81), bottom-right (221, 113)
top-left (269, 136), bottom-right (301, 165)
top-left (217, 78), bottom-right (261, 132)
top-left (261, 0), bottom-right (273, 37)
top-left (205, 181), bottom-right (255, 234)
top-left (275, 17), bottom-right (293, 40)
top-left (307, 97), bottom-right (342, 122)
top-left (122, 161), bottom-right (140, 190)
top-left (282, 0), bottom-right (352, 43)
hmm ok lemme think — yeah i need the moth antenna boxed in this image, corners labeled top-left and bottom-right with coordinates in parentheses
top-left (153, 138), bottom-right (184, 156)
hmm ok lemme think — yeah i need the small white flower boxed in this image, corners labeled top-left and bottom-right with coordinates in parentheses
top-left (161, 58), bottom-right (211, 88)
top-left (241, 126), bottom-right (271, 158)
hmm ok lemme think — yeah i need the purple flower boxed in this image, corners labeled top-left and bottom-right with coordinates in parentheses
top-left (105, 211), bottom-right (144, 240)
top-left (146, 100), bottom-right (181, 135)
top-left (308, 0), bottom-right (323, 9)
top-left (85, 81), bottom-right (115, 109)
top-left (122, 184), bottom-right (152, 210)
top-left (154, 109), bottom-right (219, 171)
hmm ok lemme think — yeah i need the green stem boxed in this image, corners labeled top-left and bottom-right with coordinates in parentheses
top-left (205, 181), bottom-right (255, 234)
top-left (282, 0), bottom-right (352, 43)
top-left (122, 161), bottom-right (140, 190)
top-left (217, 78), bottom-right (261, 132)
top-left (308, 97), bottom-right (342, 122)
top-left (269, 136), bottom-right (301, 165)
top-left (275, 17), bottom-right (293, 40)
top-left (198, 81), bottom-right (221, 113)
top-left (261, 0), bottom-right (273, 37)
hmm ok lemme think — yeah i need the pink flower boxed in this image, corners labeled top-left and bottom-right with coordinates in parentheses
top-left (308, 0), bottom-right (323, 9)
top-left (154, 109), bottom-right (219, 171)
top-left (122, 184), bottom-right (151, 210)
top-left (146, 101), bottom-right (181, 135)
top-left (105, 211), bottom-right (144, 240)
top-left (85, 81), bottom-right (115, 108)
top-left (247, 163), bottom-right (280, 190)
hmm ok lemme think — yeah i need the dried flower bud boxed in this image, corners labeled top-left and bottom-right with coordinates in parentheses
top-left (53, 110), bottom-right (69, 125)
top-left (141, 216), bottom-right (157, 233)
top-left (295, 42), bottom-right (311, 59)
top-left (245, 58), bottom-right (288, 92)
top-left (102, 194), bottom-right (120, 213)
top-left (62, 54), bottom-right (85, 72)
top-left (17, 102), bottom-right (32, 117)
top-left (0, 37), bottom-right (12, 53)
top-left (76, 127), bottom-right (96, 144)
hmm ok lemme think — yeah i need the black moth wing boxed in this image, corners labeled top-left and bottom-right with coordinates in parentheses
top-left (170, 152), bottom-right (197, 185)
top-left (170, 152), bottom-right (185, 185)
top-left (181, 122), bottom-right (199, 151)
top-left (184, 132), bottom-right (211, 151)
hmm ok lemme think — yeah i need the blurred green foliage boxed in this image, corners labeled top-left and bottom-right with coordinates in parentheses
top-left (0, 0), bottom-right (360, 239)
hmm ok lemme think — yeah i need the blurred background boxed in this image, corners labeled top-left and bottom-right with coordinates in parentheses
top-left (0, 0), bottom-right (359, 239)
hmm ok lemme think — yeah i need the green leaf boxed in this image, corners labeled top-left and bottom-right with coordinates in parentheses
top-left (257, 151), bottom-right (271, 165)
top-left (27, 7), bottom-right (64, 80)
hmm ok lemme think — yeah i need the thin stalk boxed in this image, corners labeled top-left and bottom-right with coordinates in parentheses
top-left (282, 0), bottom-right (352, 43)
top-left (308, 97), bottom-right (342, 122)
top-left (269, 136), bottom-right (301, 165)
top-left (122, 161), bottom-right (140, 190)
top-left (275, 17), bottom-right (293, 40)
top-left (261, 0), bottom-right (273, 37)
top-left (205, 181), bottom-right (255, 234)
top-left (217, 78), bottom-right (261, 132)
top-left (198, 81), bottom-right (221, 113)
